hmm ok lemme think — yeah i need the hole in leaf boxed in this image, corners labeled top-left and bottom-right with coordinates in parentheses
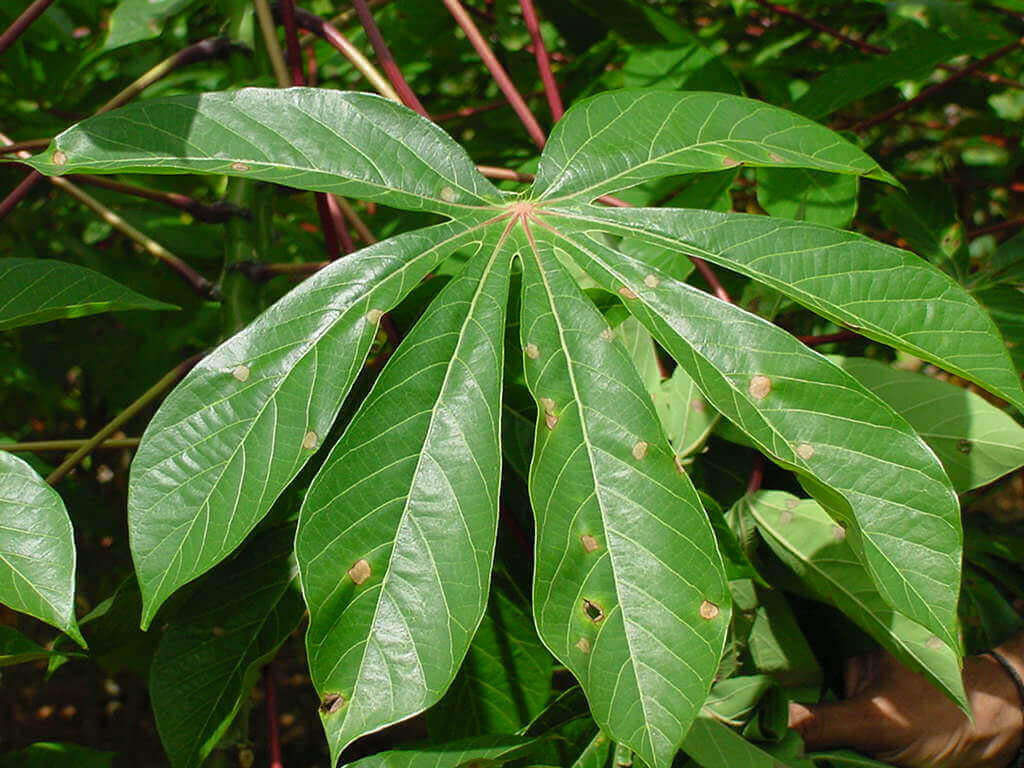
top-left (582, 599), bottom-right (604, 622)
top-left (320, 693), bottom-right (346, 714)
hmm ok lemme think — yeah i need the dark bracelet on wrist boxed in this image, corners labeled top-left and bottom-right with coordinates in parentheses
top-left (987, 649), bottom-right (1024, 768)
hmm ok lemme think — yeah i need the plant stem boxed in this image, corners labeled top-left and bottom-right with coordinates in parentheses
top-left (55, 178), bottom-right (219, 297)
top-left (746, 455), bottom-right (764, 496)
top-left (1, 438), bottom-right (140, 453)
top-left (338, 197), bottom-right (377, 244)
top-left (71, 175), bottom-right (247, 223)
top-left (97, 37), bottom-right (238, 114)
top-left (518, 0), bottom-right (563, 121)
top-left (234, 261), bottom-right (327, 281)
top-left (434, 91), bottom-right (545, 122)
top-left (46, 354), bottom-right (203, 485)
top-left (291, 7), bottom-right (401, 102)
top-left (278, 0), bottom-right (306, 86)
top-left (0, 170), bottom-right (43, 220)
top-left (264, 666), bottom-right (283, 768)
top-left (852, 38), bottom-right (1024, 131)
top-left (350, 0), bottom-right (429, 116)
top-left (442, 0), bottom-right (547, 148)
top-left (690, 256), bottom-right (733, 303)
top-left (0, 138), bottom-right (50, 155)
top-left (0, 132), bottom-right (218, 298)
top-left (970, 216), bottom-right (1024, 239)
top-left (254, 0), bottom-right (292, 86)
top-left (797, 329), bottom-right (860, 346)
top-left (477, 165), bottom-right (535, 183)
top-left (0, 0), bottom-right (55, 56)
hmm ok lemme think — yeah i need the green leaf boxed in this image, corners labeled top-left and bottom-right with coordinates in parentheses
top-left (343, 735), bottom-right (538, 768)
top-left (429, 573), bottom-right (554, 739)
top-left (25, 89), bottom-right (502, 216)
top-left (0, 625), bottom-right (75, 667)
top-left (683, 716), bottom-right (808, 768)
top-left (520, 225), bottom-right (729, 768)
top-left (755, 168), bottom-right (858, 228)
top-left (547, 206), bottom-right (1024, 412)
top-left (0, 258), bottom-right (175, 331)
top-left (748, 491), bottom-right (967, 710)
top-left (653, 366), bottom-right (718, 458)
top-left (296, 231), bottom-right (511, 764)
top-left (791, 27), bottom-right (976, 120)
top-left (962, 572), bottom-right (1024, 653)
top-left (532, 90), bottom-right (896, 203)
top-left (0, 743), bottom-right (114, 768)
top-left (150, 527), bottom-right (304, 768)
top-left (838, 357), bottom-right (1024, 492)
top-left (102, 0), bottom-right (200, 52)
top-left (128, 219), bottom-right (490, 628)
top-left (548, 227), bottom-right (962, 649)
top-left (569, 732), bottom-right (614, 768)
top-left (0, 451), bottom-right (84, 646)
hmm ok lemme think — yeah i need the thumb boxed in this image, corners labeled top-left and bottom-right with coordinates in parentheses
top-left (788, 699), bottom-right (886, 752)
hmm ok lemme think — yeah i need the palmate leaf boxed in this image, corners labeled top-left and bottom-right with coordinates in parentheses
top-left (747, 491), bottom-right (967, 710)
top-left (519, 225), bottom-right (729, 768)
top-left (128, 218), bottom-right (493, 628)
top-left (296, 230), bottom-right (511, 765)
top-left (545, 207), bottom-right (1024, 411)
top-left (150, 527), bottom-right (304, 768)
top-left (25, 89), bottom-right (503, 216)
top-left (531, 90), bottom-right (897, 204)
top-left (0, 258), bottom-right (175, 331)
top-left (539, 226), bottom-right (962, 650)
top-left (0, 451), bottom-right (84, 646)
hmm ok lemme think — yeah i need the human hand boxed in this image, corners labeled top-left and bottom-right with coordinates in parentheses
top-left (788, 641), bottom-right (1024, 768)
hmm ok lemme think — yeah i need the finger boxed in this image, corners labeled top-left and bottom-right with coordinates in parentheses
top-left (788, 699), bottom-right (893, 752)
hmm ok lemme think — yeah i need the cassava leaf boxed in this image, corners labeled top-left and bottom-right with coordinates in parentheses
top-left (838, 357), bottom-right (1024, 492)
top-left (296, 228), bottom-right (511, 764)
top-left (129, 218), bottom-right (493, 628)
top-left (25, 88), bottom-right (502, 216)
top-left (546, 206), bottom-right (1024, 412)
top-left (343, 735), bottom-right (538, 768)
top-left (0, 451), bottom-right (84, 646)
top-left (0, 258), bottom-right (175, 331)
top-left (520, 223), bottom-right (729, 768)
top-left (748, 491), bottom-right (967, 710)
top-left (102, 0), bottom-right (201, 52)
top-left (150, 527), bottom-right (304, 768)
top-left (532, 90), bottom-right (896, 204)
top-left (0, 625), bottom-right (75, 667)
top-left (755, 168), bottom-right (858, 228)
top-left (545, 225), bottom-right (962, 649)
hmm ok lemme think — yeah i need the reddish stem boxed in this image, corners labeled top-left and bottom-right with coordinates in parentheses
top-left (852, 38), bottom-right (1024, 131)
top-left (278, 0), bottom-right (307, 86)
top-left (0, 171), bottom-right (43, 220)
top-left (690, 256), bottom-right (733, 304)
top-left (0, 0), bottom-right (55, 56)
top-left (325, 193), bottom-right (354, 255)
top-left (969, 216), bottom-right (1024, 239)
top-left (797, 330), bottom-right (860, 346)
top-left (434, 91), bottom-right (544, 122)
top-left (71, 175), bottom-right (246, 223)
top-left (314, 193), bottom-right (341, 260)
top-left (442, 0), bottom-right (547, 149)
top-left (0, 138), bottom-right (50, 155)
top-left (518, 0), bottom-right (563, 121)
top-left (264, 666), bottom-right (283, 768)
top-left (746, 455), bottom-right (764, 496)
top-left (350, 0), bottom-right (429, 117)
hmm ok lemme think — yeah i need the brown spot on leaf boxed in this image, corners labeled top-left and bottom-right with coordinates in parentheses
top-left (545, 411), bottom-right (558, 430)
top-left (582, 599), bottom-right (605, 622)
top-left (576, 637), bottom-right (592, 654)
top-left (231, 162), bottom-right (250, 172)
top-left (302, 431), bottom-right (318, 450)
top-left (674, 454), bottom-right (686, 474)
top-left (440, 186), bottom-right (457, 203)
top-left (643, 274), bottom-right (660, 288)
top-left (580, 534), bottom-right (599, 553)
top-left (618, 286), bottom-right (638, 300)
top-left (796, 443), bottom-right (815, 460)
top-left (957, 439), bottom-right (972, 454)
top-left (53, 150), bottom-right (67, 166)
top-left (769, 153), bottom-right (784, 162)
top-left (320, 693), bottom-right (346, 714)
top-left (539, 397), bottom-right (555, 412)
top-left (700, 600), bottom-right (719, 620)
top-left (833, 524), bottom-right (847, 541)
top-left (600, 328), bottom-right (615, 341)
top-left (365, 308), bottom-right (383, 324)
top-left (691, 398), bottom-right (705, 413)
top-left (722, 156), bottom-right (742, 167)
top-left (232, 365), bottom-right (250, 382)
top-left (525, 343), bottom-right (540, 359)
top-left (748, 375), bottom-right (772, 400)
top-left (779, 510), bottom-right (793, 525)
top-left (632, 441), bottom-right (648, 460)
top-left (926, 635), bottom-right (944, 650)
top-left (348, 558), bottom-right (371, 585)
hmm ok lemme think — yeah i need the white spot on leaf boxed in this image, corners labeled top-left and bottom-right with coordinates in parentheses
top-left (643, 274), bottom-right (660, 288)
top-left (440, 186), bottom-right (457, 203)
top-left (52, 150), bottom-right (67, 166)
top-left (231, 365), bottom-right (250, 382)
top-left (302, 431), bottom-right (318, 450)
top-left (797, 443), bottom-right (815, 460)
top-left (365, 308), bottom-right (383, 324)
top-left (748, 375), bottom-right (772, 400)
top-left (525, 343), bottom-right (540, 359)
